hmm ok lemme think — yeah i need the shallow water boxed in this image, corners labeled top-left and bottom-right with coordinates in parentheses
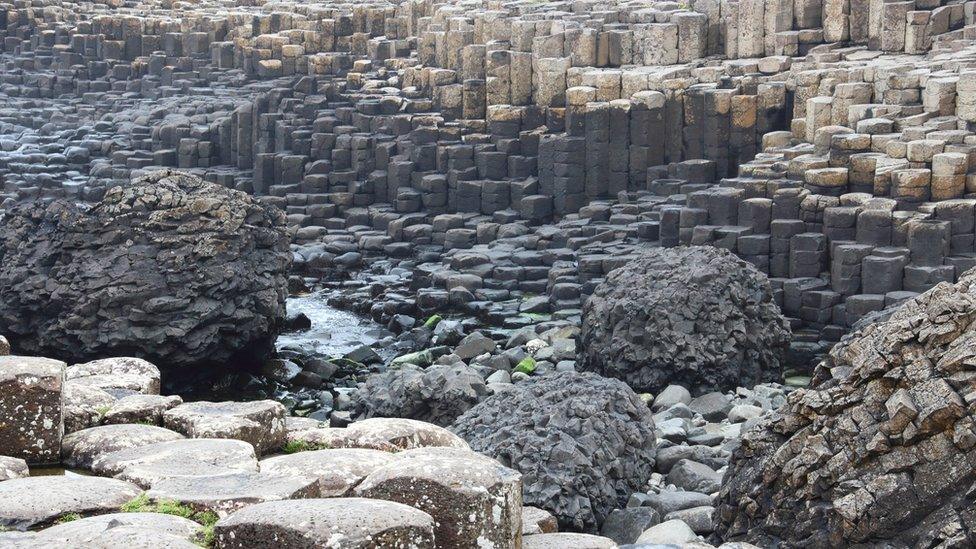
top-left (276, 290), bottom-right (395, 361)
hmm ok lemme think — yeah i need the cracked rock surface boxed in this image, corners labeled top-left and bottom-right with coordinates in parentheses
top-left (451, 371), bottom-right (657, 532)
top-left (714, 268), bottom-right (976, 547)
top-left (0, 170), bottom-right (290, 370)
top-left (579, 246), bottom-right (791, 395)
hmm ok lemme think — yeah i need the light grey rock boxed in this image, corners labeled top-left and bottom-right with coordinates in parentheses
top-left (653, 385), bottom-right (693, 411)
top-left (260, 448), bottom-right (398, 497)
top-left (103, 394), bottom-right (183, 426)
top-left (63, 383), bottom-right (115, 434)
top-left (523, 533), bottom-right (618, 548)
top-left (61, 423), bottom-right (184, 469)
top-left (67, 357), bottom-right (161, 397)
top-left (454, 331), bottom-right (497, 360)
top-left (0, 475), bottom-right (141, 530)
top-left (163, 400), bottom-right (286, 455)
top-left (666, 460), bottom-right (723, 494)
top-left (91, 438), bottom-right (258, 488)
top-left (146, 472), bottom-right (320, 515)
top-left (636, 519), bottom-right (699, 545)
top-left (0, 456), bottom-right (28, 481)
top-left (36, 512), bottom-right (201, 545)
top-left (665, 505), bottom-right (715, 534)
top-left (522, 506), bottom-right (559, 536)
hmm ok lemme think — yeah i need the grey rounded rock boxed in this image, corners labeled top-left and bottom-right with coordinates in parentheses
top-left (162, 400), bottom-right (286, 455)
top-left (260, 448), bottom-right (398, 497)
top-left (62, 423), bottom-right (185, 469)
top-left (0, 475), bottom-right (142, 530)
top-left (522, 533), bottom-right (618, 549)
top-left (91, 438), bottom-right (258, 488)
top-left (0, 456), bottom-right (28, 481)
top-left (579, 247), bottom-right (790, 394)
top-left (63, 383), bottom-right (116, 434)
top-left (0, 170), bottom-right (291, 370)
top-left (66, 357), bottom-right (161, 396)
top-left (452, 371), bottom-right (657, 532)
top-left (351, 362), bottom-right (490, 426)
top-left (343, 417), bottom-right (470, 451)
top-left (213, 497), bottom-right (436, 548)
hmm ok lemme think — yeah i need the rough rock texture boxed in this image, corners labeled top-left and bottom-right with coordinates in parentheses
top-left (212, 498), bottom-right (436, 548)
top-left (0, 356), bottom-right (65, 464)
top-left (35, 512), bottom-right (202, 545)
top-left (146, 472), bottom-right (320, 515)
top-left (0, 456), bottom-right (29, 481)
top-left (91, 438), bottom-right (259, 488)
top-left (0, 170), bottom-right (290, 370)
top-left (66, 357), bottom-right (161, 396)
top-left (579, 247), bottom-right (791, 394)
top-left (163, 400), bottom-right (286, 455)
top-left (351, 362), bottom-right (490, 426)
top-left (451, 371), bottom-right (657, 531)
top-left (0, 475), bottom-right (142, 530)
top-left (61, 424), bottom-right (185, 469)
top-left (260, 448), bottom-right (398, 497)
top-left (714, 271), bottom-right (976, 547)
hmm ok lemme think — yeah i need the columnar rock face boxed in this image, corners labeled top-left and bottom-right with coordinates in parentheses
top-left (0, 170), bottom-right (290, 370)
top-left (0, 356), bottom-right (66, 464)
top-left (451, 371), bottom-right (657, 532)
top-left (714, 270), bottom-right (976, 547)
top-left (580, 247), bottom-right (791, 394)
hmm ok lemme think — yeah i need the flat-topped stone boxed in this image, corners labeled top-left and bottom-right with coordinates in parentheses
top-left (522, 533), bottom-right (618, 548)
top-left (63, 383), bottom-right (116, 434)
top-left (61, 424), bottom-right (185, 469)
top-left (91, 438), bottom-right (258, 488)
top-left (355, 448), bottom-right (523, 548)
top-left (67, 357), bottom-right (161, 397)
top-left (212, 497), bottom-right (437, 548)
top-left (0, 355), bottom-right (65, 464)
top-left (163, 400), bottom-right (285, 455)
top-left (260, 448), bottom-right (397, 497)
top-left (103, 394), bottom-right (183, 426)
top-left (343, 417), bottom-right (470, 451)
top-left (35, 512), bottom-right (202, 545)
top-left (0, 475), bottom-right (141, 530)
top-left (0, 456), bottom-right (28, 481)
top-left (147, 472), bottom-right (320, 516)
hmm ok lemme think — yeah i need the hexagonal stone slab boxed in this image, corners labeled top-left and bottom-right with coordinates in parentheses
top-left (0, 475), bottom-right (141, 530)
top-left (146, 472), bottom-right (320, 516)
top-left (343, 418), bottom-right (470, 451)
top-left (522, 533), bottom-right (618, 548)
top-left (91, 438), bottom-right (258, 488)
top-left (522, 506), bottom-right (559, 536)
top-left (260, 448), bottom-right (398, 497)
top-left (62, 424), bottom-right (185, 469)
top-left (0, 456), bottom-right (29, 482)
top-left (35, 512), bottom-right (202, 545)
top-left (0, 356), bottom-right (65, 464)
top-left (355, 448), bottom-right (522, 547)
top-left (67, 357), bottom-right (161, 396)
top-left (63, 383), bottom-right (116, 434)
top-left (163, 400), bottom-right (285, 455)
top-left (213, 498), bottom-right (436, 548)
top-left (103, 394), bottom-right (183, 426)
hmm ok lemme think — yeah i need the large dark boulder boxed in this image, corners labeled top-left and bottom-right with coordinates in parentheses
top-left (579, 246), bottom-right (790, 394)
top-left (451, 371), bottom-right (656, 532)
top-left (0, 170), bottom-right (290, 370)
top-left (714, 271), bottom-right (976, 547)
top-left (351, 362), bottom-right (490, 427)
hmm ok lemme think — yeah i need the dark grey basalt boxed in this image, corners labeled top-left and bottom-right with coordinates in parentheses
top-left (579, 246), bottom-right (791, 395)
top-left (713, 270), bottom-right (976, 547)
top-left (351, 362), bottom-right (490, 427)
top-left (0, 170), bottom-right (291, 370)
top-left (451, 371), bottom-right (657, 532)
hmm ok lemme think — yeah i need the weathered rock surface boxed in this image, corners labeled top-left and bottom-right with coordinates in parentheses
top-left (0, 356), bottom-right (65, 464)
top-left (147, 472), bottom-right (320, 515)
top-left (522, 506), bottom-right (559, 536)
top-left (351, 362), bottom-right (490, 426)
top-left (212, 498), bottom-right (436, 548)
top-left (91, 438), bottom-right (259, 488)
top-left (355, 448), bottom-right (523, 548)
top-left (61, 424), bottom-right (185, 469)
top-left (103, 394), bottom-right (183, 425)
top-left (579, 247), bottom-right (790, 394)
top-left (163, 400), bottom-right (286, 455)
top-left (0, 456), bottom-right (29, 481)
top-left (63, 383), bottom-right (116, 434)
top-left (0, 475), bottom-right (141, 530)
top-left (452, 371), bottom-right (657, 531)
top-left (35, 512), bottom-right (202, 546)
top-left (0, 170), bottom-right (290, 370)
top-left (343, 417), bottom-right (470, 451)
top-left (260, 448), bottom-right (398, 496)
top-left (523, 532), bottom-right (618, 548)
top-left (714, 272), bottom-right (976, 547)
top-left (66, 357), bottom-right (161, 396)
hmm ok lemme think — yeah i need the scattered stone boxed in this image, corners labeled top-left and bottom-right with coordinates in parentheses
top-left (213, 498), bottom-right (436, 548)
top-left (452, 371), bottom-right (657, 531)
top-left (61, 424), bottom-right (185, 469)
top-left (163, 400), bottom-right (286, 455)
top-left (0, 475), bottom-right (141, 530)
top-left (601, 507), bottom-right (663, 545)
top-left (580, 247), bottom-right (790, 394)
top-left (636, 519), bottom-right (699, 545)
top-left (0, 356), bottom-right (66, 464)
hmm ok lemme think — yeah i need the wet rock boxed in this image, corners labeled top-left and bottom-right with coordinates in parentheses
top-left (163, 400), bottom-right (286, 455)
top-left (351, 362), bottom-right (490, 426)
top-left (66, 357), bottom-right (161, 396)
top-left (213, 498), bottom-right (436, 548)
top-left (0, 170), bottom-right (290, 370)
top-left (714, 271), bottom-right (976, 547)
top-left (91, 438), bottom-right (258, 488)
top-left (636, 519), bottom-right (699, 545)
top-left (601, 507), bottom-right (662, 545)
top-left (62, 424), bottom-right (185, 469)
top-left (147, 472), bottom-right (319, 516)
top-left (523, 533), bottom-right (618, 548)
top-left (0, 456), bottom-right (28, 481)
top-left (63, 383), bottom-right (116, 434)
top-left (35, 512), bottom-right (202, 545)
top-left (0, 475), bottom-right (141, 530)
top-left (0, 356), bottom-right (65, 464)
top-left (103, 394), bottom-right (183, 425)
top-left (522, 506), bottom-right (559, 535)
top-left (580, 247), bottom-right (790, 394)
top-left (452, 371), bottom-right (657, 531)
top-left (454, 331), bottom-right (497, 359)
top-left (355, 448), bottom-right (523, 548)
top-left (260, 448), bottom-right (397, 497)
